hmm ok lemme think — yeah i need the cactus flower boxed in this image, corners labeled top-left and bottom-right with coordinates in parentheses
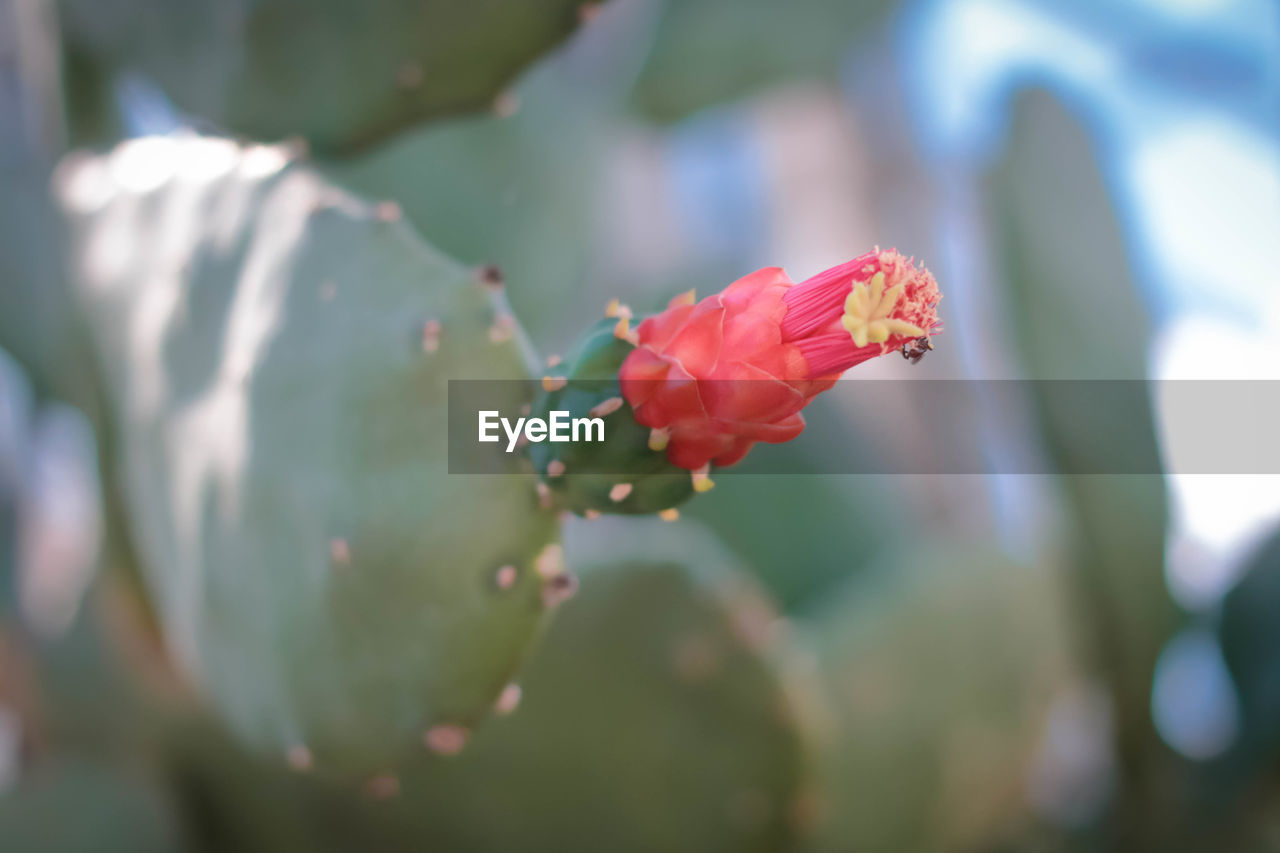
top-left (619, 250), bottom-right (941, 470)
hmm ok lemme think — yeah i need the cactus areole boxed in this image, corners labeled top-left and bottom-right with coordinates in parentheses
top-left (619, 249), bottom-right (941, 471)
top-left (530, 250), bottom-right (940, 513)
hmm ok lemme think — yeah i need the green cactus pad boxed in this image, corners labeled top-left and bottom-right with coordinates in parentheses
top-left (55, 136), bottom-right (563, 774)
top-left (992, 91), bottom-right (1177, 791)
top-left (631, 0), bottom-right (894, 123)
top-left (144, 519), bottom-right (811, 851)
top-left (528, 319), bottom-right (694, 515)
top-left (57, 0), bottom-right (603, 154)
top-left (0, 759), bottom-right (182, 853)
top-left (807, 539), bottom-right (1074, 852)
top-left (283, 518), bottom-right (811, 852)
top-left (1217, 526), bottom-right (1280, 775)
top-left (0, 348), bottom-right (31, 614)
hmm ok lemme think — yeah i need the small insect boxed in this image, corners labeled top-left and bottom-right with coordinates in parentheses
top-left (901, 336), bottom-right (933, 364)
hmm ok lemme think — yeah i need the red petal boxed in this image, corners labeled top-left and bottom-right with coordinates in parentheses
top-left (702, 361), bottom-right (804, 424)
top-left (635, 361), bottom-right (706, 427)
top-left (667, 427), bottom-right (734, 470)
top-left (711, 412), bottom-right (806, 443)
top-left (664, 300), bottom-right (726, 375)
top-left (636, 302), bottom-right (695, 353)
top-left (712, 438), bottom-right (757, 467)
top-left (618, 346), bottom-right (671, 409)
top-left (721, 266), bottom-right (789, 304)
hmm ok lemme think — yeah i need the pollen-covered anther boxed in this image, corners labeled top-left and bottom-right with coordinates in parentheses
top-left (494, 683), bottom-right (523, 715)
top-left (840, 271), bottom-right (926, 348)
top-left (659, 508), bottom-right (680, 522)
top-left (609, 483), bottom-right (633, 503)
top-left (692, 465), bottom-right (715, 493)
top-left (589, 396), bottom-right (624, 418)
top-left (542, 375), bottom-right (568, 392)
top-left (424, 725), bottom-right (469, 756)
top-left (648, 427), bottom-right (670, 452)
top-left (604, 298), bottom-right (632, 319)
top-left (546, 460), bottom-right (566, 478)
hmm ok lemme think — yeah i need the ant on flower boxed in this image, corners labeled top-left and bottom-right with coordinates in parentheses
top-left (901, 336), bottom-right (933, 364)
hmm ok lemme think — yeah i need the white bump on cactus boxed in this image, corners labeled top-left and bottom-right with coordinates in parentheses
top-left (494, 683), bottom-right (523, 715)
top-left (424, 725), bottom-right (469, 756)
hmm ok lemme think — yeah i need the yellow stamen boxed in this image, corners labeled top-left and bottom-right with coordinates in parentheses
top-left (872, 283), bottom-right (904, 319)
top-left (841, 271), bottom-right (924, 348)
top-left (882, 318), bottom-right (926, 337)
top-left (648, 427), bottom-right (670, 451)
top-left (868, 271), bottom-right (885, 306)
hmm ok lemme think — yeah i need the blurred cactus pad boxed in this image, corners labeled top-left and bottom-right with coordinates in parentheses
top-left (353, 533), bottom-right (810, 852)
top-left (118, 520), bottom-right (811, 852)
top-left (57, 0), bottom-right (604, 152)
top-left (55, 136), bottom-right (563, 773)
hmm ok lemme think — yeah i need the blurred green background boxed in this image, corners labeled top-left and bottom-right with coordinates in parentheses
top-left (2, 0), bottom-right (1279, 850)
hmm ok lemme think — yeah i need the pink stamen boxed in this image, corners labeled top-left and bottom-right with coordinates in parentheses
top-left (780, 252), bottom-right (877, 341)
top-left (796, 333), bottom-right (882, 377)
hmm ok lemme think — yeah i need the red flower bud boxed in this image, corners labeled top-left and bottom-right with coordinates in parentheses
top-left (619, 249), bottom-right (941, 470)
